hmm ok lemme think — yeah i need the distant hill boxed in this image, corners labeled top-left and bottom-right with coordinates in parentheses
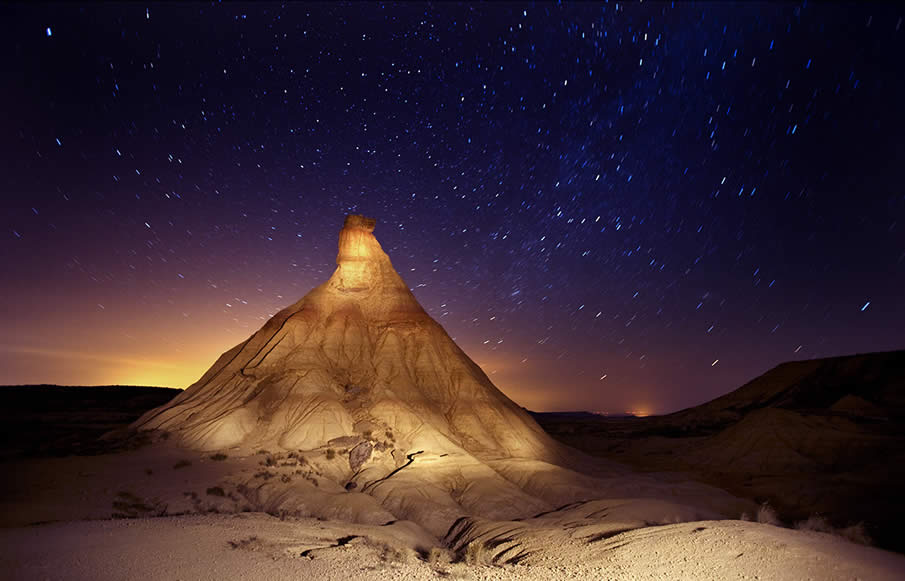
top-left (0, 385), bottom-right (179, 459)
top-left (535, 349), bottom-right (905, 553)
top-left (667, 350), bottom-right (905, 429)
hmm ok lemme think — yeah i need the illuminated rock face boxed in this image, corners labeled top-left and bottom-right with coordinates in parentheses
top-left (133, 215), bottom-right (557, 460)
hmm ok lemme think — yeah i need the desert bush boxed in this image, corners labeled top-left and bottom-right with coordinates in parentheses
top-left (838, 522), bottom-right (872, 545)
top-left (173, 459), bottom-right (192, 469)
top-left (280, 474), bottom-right (291, 483)
top-left (206, 486), bottom-right (226, 497)
top-left (375, 541), bottom-right (414, 565)
top-left (228, 536), bottom-right (259, 550)
top-left (756, 502), bottom-right (781, 526)
top-left (326, 448), bottom-right (336, 460)
top-left (112, 491), bottom-right (167, 518)
top-left (463, 541), bottom-right (490, 566)
top-left (795, 515), bottom-right (833, 534)
top-left (210, 453), bottom-right (228, 461)
top-left (426, 547), bottom-right (453, 568)
top-left (795, 516), bottom-right (872, 545)
top-left (254, 470), bottom-right (275, 480)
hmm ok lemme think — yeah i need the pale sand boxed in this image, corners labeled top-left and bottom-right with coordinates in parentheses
top-left (3, 513), bottom-right (904, 581)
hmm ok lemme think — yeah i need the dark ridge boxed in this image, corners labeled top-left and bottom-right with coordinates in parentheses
top-left (535, 349), bottom-right (905, 554)
top-left (0, 384), bottom-right (180, 460)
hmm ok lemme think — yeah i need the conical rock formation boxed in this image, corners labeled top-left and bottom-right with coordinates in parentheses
top-left (132, 215), bottom-right (753, 540)
top-left (134, 215), bottom-right (556, 461)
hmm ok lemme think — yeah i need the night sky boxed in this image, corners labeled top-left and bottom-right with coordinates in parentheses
top-left (2, 3), bottom-right (903, 414)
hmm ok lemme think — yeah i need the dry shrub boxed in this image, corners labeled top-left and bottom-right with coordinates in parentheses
top-left (173, 459), bottom-right (192, 469)
top-left (427, 547), bottom-right (453, 568)
top-left (756, 502), bottom-right (781, 526)
top-left (463, 540), bottom-right (490, 566)
top-left (376, 541), bottom-right (414, 565)
top-left (228, 536), bottom-right (260, 550)
top-left (326, 448), bottom-right (336, 460)
top-left (838, 523), bottom-right (872, 545)
top-left (210, 453), bottom-right (228, 461)
top-left (206, 486), bottom-right (226, 497)
top-left (112, 490), bottom-right (167, 518)
top-left (795, 515), bottom-right (833, 533)
top-left (795, 516), bottom-right (872, 545)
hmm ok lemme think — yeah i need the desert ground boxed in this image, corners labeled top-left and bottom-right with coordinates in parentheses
top-left (2, 378), bottom-right (904, 580)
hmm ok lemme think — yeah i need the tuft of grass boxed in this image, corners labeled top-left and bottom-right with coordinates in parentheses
top-left (426, 547), bottom-right (453, 569)
top-left (325, 448), bottom-right (336, 460)
top-left (206, 486), bottom-right (226, 497)
top-left (838, 522), bottom-right (872, 545)
top-left (112, 490), bottom-right (167, 518)
top-left (210, 453), bottom-right (228, 461)
top-left (375, 541), bottom-right (414, 565)
top-left (756, 502), bottom-right (781, 526)
top-left (795, 515), bottom-right (833, 534)
top-left (463, 541), bottom-right (490, 566)
top-left (795, 516), bottom-right (872, 545)
top-left (173, 459), bottom-right (192, 469)
top-left (228, 536), bottom-right (259, 550)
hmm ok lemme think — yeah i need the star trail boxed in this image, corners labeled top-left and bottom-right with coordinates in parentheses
top-left (2, 3), bottom-right (903, 413)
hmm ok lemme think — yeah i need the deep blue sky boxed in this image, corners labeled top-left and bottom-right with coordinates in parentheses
top-left (2, 2), bottom-right (903, 413)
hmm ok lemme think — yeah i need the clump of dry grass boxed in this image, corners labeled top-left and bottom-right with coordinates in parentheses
top-left (206, 486), bottom-right (226, 497)
top-left (756, 502), bottom-right (782, 526)
top-left (426, 546), bottom-right (453, 569)
top-left (173, 459), bottom-right (192, 469)
top-left (112, 490), bottom-right (167, 518)
top-left (795, 516), bottom-right (872, 545)
top-left (210, 453), bottom-right (228, 461)
top-left (463, 540), bottom-right (491, 566)
top-left (228, 536), bottom-right (260, 550)
top-left (376, 541), bottom-right (415, 565)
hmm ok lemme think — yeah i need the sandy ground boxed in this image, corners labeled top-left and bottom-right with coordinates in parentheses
top-left (3, 444), bottom-right (905, 580)
top-left (3, 513), bottom-right (904, 581)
